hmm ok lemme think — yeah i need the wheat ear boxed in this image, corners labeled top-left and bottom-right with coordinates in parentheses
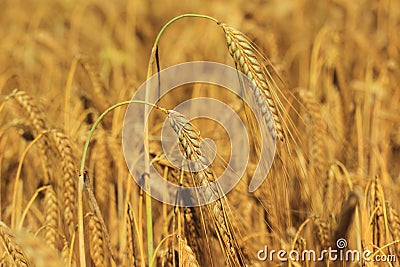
top-left (0, 221), bottom-right (30, 267)
top-left (168, 110), bottom-right (247, 266)
top-left (50, 130), bottom-right (77, 238)
top-left (220, 24), bottom-right (284, 141)
top-left (178, 236), bottom-right (200, 267)
top-left (8, 89), bottom-right (47, 132)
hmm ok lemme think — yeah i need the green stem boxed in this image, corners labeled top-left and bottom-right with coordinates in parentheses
top-left (145, 14), bottom-right (219, 266)
top-left (153, 14), bottom-right (219, 49)
top-left (78, 100), bottom-right (166, 267)
top-left (79, 100), bottom-right (166, 174)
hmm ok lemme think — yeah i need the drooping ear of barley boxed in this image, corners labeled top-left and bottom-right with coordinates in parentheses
top-left (88, 213), bottom-right (106, 267)
top-left (168, 110), bottom-right (249, 266)
top-left (178, 236), bottom-right (200, 267)
top-left (43, 185), bottom-right (60, 251)
top-left (220, 24), bottom-right (284, 141)
top-left (0, 221), bottom-right (30, 267)
top-left (50, 130), bottom-right (77, 238)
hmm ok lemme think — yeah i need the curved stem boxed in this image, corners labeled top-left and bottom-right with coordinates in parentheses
top-left (147, 14), bottom-right (219, 76)
top-left (149, 234), bottom-right (176, 267)
top-left (145, 14), bottom-right (219, 266)
top-left (153, 14), bottom-right (219, 50)
top-left (78, 100), bottom-right (167, 267)
top-left (12, 131), bottom-right (48, 228)
top-left (79, 100), bottom-right (167, 174)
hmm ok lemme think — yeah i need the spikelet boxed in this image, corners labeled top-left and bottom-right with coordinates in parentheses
top-left (314, 217), bottom-right (331, 248)
top-left (61, 239), bottom-right (76, 266)
top-left (43, 185), bottom-right (60, 250)
top-left (88, 214), bottom-right (106, 267)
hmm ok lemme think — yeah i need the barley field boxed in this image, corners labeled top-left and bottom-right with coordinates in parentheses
top-left (0, 0), bottom-right (399, 266)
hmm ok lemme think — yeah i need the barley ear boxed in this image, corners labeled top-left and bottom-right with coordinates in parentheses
top-left (220, 24), bottom-right (284, 141)
top-left (0, 221), bottom-right (30, 267)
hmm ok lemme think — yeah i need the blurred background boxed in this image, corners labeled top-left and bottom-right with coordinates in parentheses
top-left (0, 0), bottom-right (400, 266)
